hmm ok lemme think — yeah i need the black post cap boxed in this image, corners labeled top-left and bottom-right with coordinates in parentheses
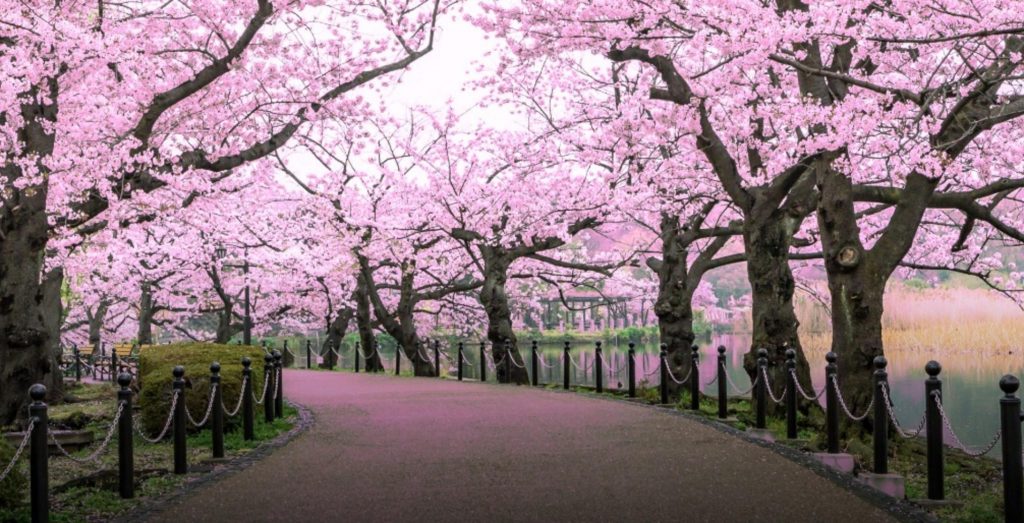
top-left (210, 361), bottom-right (221, 374)
top-left (242, 357), bottom-right (252, 368)
top-left (757, 348), bottom-right (768, 359)
top-left (825, 352), bottom-right (837, 364)
top-left (717, 345), bottom-right (726, 355)
top-left (117, 373), bottom-right (133, 388)
top-left (1000, 374), bottom-right (1020, 395)
top-left (925, 360), bottom-right (942, 377)
top-left (873, 356), bottom-right (888, 370)
top-left (172, 366), bottom-right (185, 379)
top-left (29, 384), bottom-right (47, 401)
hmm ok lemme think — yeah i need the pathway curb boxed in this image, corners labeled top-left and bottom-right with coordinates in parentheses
top-left (114, 400), bottom-right (315, 522)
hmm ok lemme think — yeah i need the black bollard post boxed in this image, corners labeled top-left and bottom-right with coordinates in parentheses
top-left (563, 341), bottom-right (570, 390)
top-left (28, 384), bottom-right (48, 523)
top-left (628, 343), bottom-right (636, 398)
top-left (74, 344), bottom-right (81, 382)
top-left (264, 354), bottom-right (276, 422)
top-left (434, 340), bottom-right (441, 378)
top-left (273, 350), bottom-right (284, 419)
top-left (531, 341), bottom-right (539, 386)
top-left (504, 339), bottom-right (512, 384)
top-left (924, 361), bottom-right (943, 500)
top-left (117, 373), bottom-right (134, 499)
top-left (211, 362), bottom-right (224, 459)
top-left (479, 342), bottom-right (486, 382)
top-left (690, 345), bottom-right (700, 410)
top-left (785, 348), bottom-right (798, 439)
top-left (307, 340), bottom-right (313, 370)
top-left (172, 366), bottom-right (187, 474)
top-left (457, 342), bottom-right (464, 381)
top-left (595, 342), bottom-right (604, 393)
top-left (873, 356), bottom-right (889, 474)
top-left (717, 346), bottom-right (727, 419)
top-left (1000, 375), bottom-right (1022, 523)
top-left (242, 357), bottom-right (254, 441)
top-left (659, 344), bottom-right (668, 405)
top-left (355, 342), bottom-right (361, 373)
top-left (756, 348), bottom-right (768, 429)
top-left (825, 352), bottom-right (839, 453)
top-left (395, 345), bottom-right (402, 376)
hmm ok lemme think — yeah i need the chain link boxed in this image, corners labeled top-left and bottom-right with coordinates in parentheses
top-left (568, 354), bottom-right (593, 372)
top-left (253, 372), bottom-right (270, 405)
top-left (790, 369), bottom-right (826, 401)
top-left (506, 350), bottom-right (526, 369)
top-left (831, 375), bottom-right (873, 421)
top-left (185, 384), bottom-right (218, 427)
top-left (933, 391), bottom-right (1002, 457)
top-left (760, 367), bottom-right (787, 404)
top-left (663, 356), bottom-right (692, 385)
top-left (51, 402), bottom-right (125, 464)
top-left (724, 362), bottom-right (757, 395)
top-left (224, 377), bottom-right (247, 417)
top-left (879, 384), bottom-right (926, 438)
top-left (0, 419), bottom-right (34, 482)
top-left (135, 390), bottom-right (179, 443)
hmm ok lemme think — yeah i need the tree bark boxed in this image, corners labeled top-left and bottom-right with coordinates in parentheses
top-left (137, 281), bottom-right (155, 345)
top-left (87, 300), bottom-right (111, 349)
top-left (479, 252), bottom-right (529, 384)
top-left (817, 166), bottom-right (936, 425)
top-left (0, 91), bottom-right (61, 423)
top-left (359, 255), bottom-right (435, 377)
top-left (651, 214), bottom-right (697, 394)
top-left (741, 193), bottom-right (814, 413)
top-left (320, 308), bottom-right (353, 369)
top-left (355, 274), bottom-right (383, 371)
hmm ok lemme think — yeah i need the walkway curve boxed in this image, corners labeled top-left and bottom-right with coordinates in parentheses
top-left (147, 370), bottom-right (899, 522)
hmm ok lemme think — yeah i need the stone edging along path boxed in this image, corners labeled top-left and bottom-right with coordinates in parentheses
top-left (113, 400), bottom-right (315, 523)
top-left (531, 385), bottom-right (937, 523)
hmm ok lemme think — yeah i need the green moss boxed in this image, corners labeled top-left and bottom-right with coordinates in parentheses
top-left (0, 436), bottom-right (26, 509)
top-left (137, 343), bottom-right (267, 434)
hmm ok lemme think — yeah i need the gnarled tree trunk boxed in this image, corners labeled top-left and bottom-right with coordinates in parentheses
top-left (137, 281), bottom-right (155, 345)
top-left (320, 308), bottom-right (353, 369)
top-left (355, 274), bottom-right (383, 371)
top-left (479, 254), bottom-right (528, 384)
top-left (650, 214), bottom-right (697, 394)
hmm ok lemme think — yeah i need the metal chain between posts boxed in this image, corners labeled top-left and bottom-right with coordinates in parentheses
top-left (51, 402), bottom-right (125, 464)
top-left (535, 354), bottom-right (554, 368)
top-left (663, 356), bottom-right (692, 385)
top-left (568, 354), bottom-right (593, 372)
top-left (460, 351), bottom-right (473, 366)
top-left (933, 390), bottom-right (1002, 457)
top-left (790, 369), bottom-right (826, 401)
top-left (253, 372), bottom-right (271, 405)
top-left (724, 362), bottom-right (757, 395)
top-left (760, 367), bottom-right (787, 404)
top-left (879, 383), bottom-right (926, 438)
top-left (224, 377), bottom-right (247, 417)
top-left (135, 390), bottom-right (179, 443)
top-left (186, 384), bottom-right (219, 427)
top-left (0, 419), bottom-right (34, 482)
top-left (830, 375), bottom-right (873, 421)
top-left (506, 350), bottom-right (526, 369)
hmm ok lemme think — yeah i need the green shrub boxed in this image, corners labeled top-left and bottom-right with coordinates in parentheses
top-left (138, 343), bottom-right (267, 435)
top-left (0, 436), bottom-right (26, 509)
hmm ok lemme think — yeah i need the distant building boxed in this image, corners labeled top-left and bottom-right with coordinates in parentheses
top-left (527, 289), bottom-right (650, 331)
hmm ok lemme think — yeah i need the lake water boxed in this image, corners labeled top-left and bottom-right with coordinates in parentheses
top-left (311, 333), bottom-right (1021, 457)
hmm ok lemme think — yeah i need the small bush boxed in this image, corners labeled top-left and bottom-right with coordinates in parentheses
top-left (138, 343), bottom-right (267, 435)
top-left (0, 436), bottom-right (26, 509)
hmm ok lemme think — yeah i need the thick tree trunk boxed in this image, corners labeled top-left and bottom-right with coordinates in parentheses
top-left (479, 255), bottom-right (528, 384)
top-left (355, 276), bottom-right (383, 371)
top-left (817, 167), bottom-right (936, 426)
top-left (137, 281), bottom-right (155, 345)
top-left (320, 308), bottom-right (353, 369)
top-left (741, 205), bottom-right (813, 413)
top-left (41, 268), bottom-right (66, 401)
top-left (87, 300), bottom-right (111, 349)
top-left (215, 301), bottom-right (234, 344)
top-left (651, 214), bottom-right (696, 395)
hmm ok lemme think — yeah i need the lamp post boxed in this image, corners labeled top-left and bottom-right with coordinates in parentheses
top-left (216, 246), bottom-right (252, 346)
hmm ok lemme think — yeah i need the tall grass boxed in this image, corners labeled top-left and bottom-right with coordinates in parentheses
top-left (798, 285), bottom-right (1024, 358)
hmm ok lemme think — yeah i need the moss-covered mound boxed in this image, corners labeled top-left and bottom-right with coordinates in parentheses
top-left (138, 343), bottom-right (269, 435)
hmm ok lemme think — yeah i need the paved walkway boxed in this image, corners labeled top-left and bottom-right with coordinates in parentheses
top-left (148, 370), bottom-right (898, 522)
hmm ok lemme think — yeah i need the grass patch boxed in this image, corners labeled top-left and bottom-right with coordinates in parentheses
top-left (2, 382), bottom-right (298, 522)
